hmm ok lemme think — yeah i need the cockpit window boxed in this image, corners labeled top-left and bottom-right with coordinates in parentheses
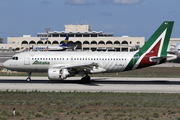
top-left (12, 56), bottom-right (18, 60)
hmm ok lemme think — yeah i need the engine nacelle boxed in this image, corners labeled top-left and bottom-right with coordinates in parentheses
top-left (48, 68), bottom-right (69, 80)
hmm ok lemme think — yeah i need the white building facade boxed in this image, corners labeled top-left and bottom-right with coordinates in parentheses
top-left (4, 25), bottom-right (145, 51)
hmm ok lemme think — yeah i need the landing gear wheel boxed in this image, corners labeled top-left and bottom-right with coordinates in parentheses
top-left (26, 77), bottom-right (31, 82)
top-left (26, 72), bottom-right (32, 82)
top-left (81, 77), bottom-right (85, 83)
top-left (84, 76), bottom-right (90, 83)
top-left (81, 75), bottom-right (91, 83)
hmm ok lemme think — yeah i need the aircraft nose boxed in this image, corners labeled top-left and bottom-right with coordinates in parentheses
top-left (3, 61), bottom-right (9, 68)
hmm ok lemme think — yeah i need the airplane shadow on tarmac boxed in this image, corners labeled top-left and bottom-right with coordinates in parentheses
top-left (0, 78), bottom-right (180, 86)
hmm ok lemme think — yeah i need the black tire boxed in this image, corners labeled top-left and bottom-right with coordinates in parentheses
top-left (85, 76), bottom-right (90, 83)
top-left (26, 77), bottom-right (31, 82)
top-left (81, 76), bottom-right (91, 83)
top-left (81, 77), bottom-right (86, 83)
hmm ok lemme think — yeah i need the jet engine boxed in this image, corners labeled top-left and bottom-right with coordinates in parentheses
top-left (48, 68), bottom-right (69, 80)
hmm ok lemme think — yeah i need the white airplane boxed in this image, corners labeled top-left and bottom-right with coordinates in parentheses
top-left (32, 35), bottom-right (69, 51)
top-left (3, 21), bottom-right (176, 82)
top-left (175, 43), bottom-right (180, 58)
top-left (167, 43), bottom-right (180, 59)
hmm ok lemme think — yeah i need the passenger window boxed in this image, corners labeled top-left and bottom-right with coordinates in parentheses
top-left (60, 58), bottom-right (61, 60)
top-left (74, 58), bottom-right (76, 60)
top-left (32, 58), bottom-right (34, 60)
top-left (88, 58), bottom-right (90, 60)
top-left (49, 58), bottom-right (50, 60)
top-left (94, 58), bottom-right (95, 60)
top-left (62, 58), bottom-right (64, 60)
top-left (57, 58), bottom-right (59, 60)
top-left (46, 58), bottom-right (48, 60)
top-left (99, 58), bottom-right (101, 60)
top-left (80, 58), bottom-right (81, 60)
top-left (51, 58), bottom-right (53, 60)
top-left (54, 58), bottom-right (56, 60)
top-left (77, 58), bottom-right (79, 60)
top-left (40, 58), bottom-right (42, 60)
top-left (67, 58), bottom-right (68, 60)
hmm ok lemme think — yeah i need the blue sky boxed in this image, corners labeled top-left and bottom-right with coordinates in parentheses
top-left (0, 0), bottom-right (180, 43)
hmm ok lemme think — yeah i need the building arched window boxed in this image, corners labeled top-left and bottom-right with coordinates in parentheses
top-left (68, 41), bottom-right (74, 47)
top-left (29, 40), bottom-right (36, 44)
top-left (98, 41), bottom-right (105, 45)
top-left (114, 41), bottom-right (120, 45)
top-left (106, 41), bottom-right (113, 45)
top-left (52, 41), bottom-right (59, 44)
top-left (83, 41), bottom-right (89, 44)
top-left (60, 41), bottom-right (64, 44)
top-left (75, 41), bottom-right (82, 50)
top-left (122, 41), bottom-right (128, 44)
top-left (91, 41), bottom-right (97, 45)
top-left (45, 41), bottom-right (51, 44)
top-left (37, 41), bottom-right (43, 44)
top-left (22, 41), bottom-right (28, 44)
top-left (15, 47), bottom-right (20, 51)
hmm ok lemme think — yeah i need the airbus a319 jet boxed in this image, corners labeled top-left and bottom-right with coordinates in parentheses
top-left (32, 35), bottom-right (69, 51)
top-left (3, 21), bottom-right (176, 82)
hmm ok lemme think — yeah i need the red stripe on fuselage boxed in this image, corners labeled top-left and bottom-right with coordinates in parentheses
top-left (137, 39), bottom-right (161, 68)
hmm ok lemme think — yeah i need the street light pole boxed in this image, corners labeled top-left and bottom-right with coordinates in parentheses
top-left (45, 28), bottom-right (50, 51)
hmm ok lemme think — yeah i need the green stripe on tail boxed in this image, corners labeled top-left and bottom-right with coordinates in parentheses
top-left (124, 21), bottom-right (174, 71)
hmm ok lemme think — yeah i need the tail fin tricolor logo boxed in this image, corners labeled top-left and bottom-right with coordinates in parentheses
top-left (125, 21), bottom-right (174, 71)
top-left (61, 35), bottom-right (69, 47)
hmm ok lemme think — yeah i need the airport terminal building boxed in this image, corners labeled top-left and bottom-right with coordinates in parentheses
top-left (3, 24), bottom-right (146, 51)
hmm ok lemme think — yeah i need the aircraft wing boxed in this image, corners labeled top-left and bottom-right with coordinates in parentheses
top-left (54, 62), bottom-right (99, 71)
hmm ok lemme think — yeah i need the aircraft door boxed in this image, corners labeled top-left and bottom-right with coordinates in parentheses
top-left (133, 54), bottom-right (139, 65)
top-left (24, 54), bottom-right (30, 65)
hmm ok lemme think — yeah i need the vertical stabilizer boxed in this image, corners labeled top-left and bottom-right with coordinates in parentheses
top-left (125, 21), bottom-right (174, 71)
top-left (60, 35), bottom-right (69, 47)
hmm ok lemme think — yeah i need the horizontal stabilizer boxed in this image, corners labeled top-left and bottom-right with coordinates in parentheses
top-left (150, 54), bottom-right (177, 62)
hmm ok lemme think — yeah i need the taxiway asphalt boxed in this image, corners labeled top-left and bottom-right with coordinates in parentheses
top-left (0, 76), bottom-right (180, 93)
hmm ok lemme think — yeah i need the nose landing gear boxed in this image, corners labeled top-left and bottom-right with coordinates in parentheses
top-left (26, 72), bottom-right (31, 82)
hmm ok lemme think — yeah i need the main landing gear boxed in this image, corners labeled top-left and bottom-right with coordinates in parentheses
top-left (81, 74), bottom-right (91, 83)
top-left (26, 72), bottom-right (31, 82)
